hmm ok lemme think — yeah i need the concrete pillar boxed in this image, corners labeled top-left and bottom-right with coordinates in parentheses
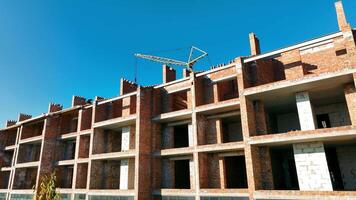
top-left (120, 159), bottom-right (129, 189)
top-left (121, 126), bottom-right (130, 151)
top-left (218, 157), bottom-right (226, 189)
top-left (216, 119), bottom-right (223, 144)
top-left (293, 142), bottom-right (333, 191)
top-left (189, 159), bottom-right (195, 189)
top-left (188, 123), bottom-right (194, 147)
top-left (296, 91), bottom-right (316, 131)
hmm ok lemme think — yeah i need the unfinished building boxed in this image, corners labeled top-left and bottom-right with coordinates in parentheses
top-left (1, 1), bottom-right (356, 200)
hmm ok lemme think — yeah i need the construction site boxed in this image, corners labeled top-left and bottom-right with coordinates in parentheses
top-left (1, 1), bottom-right (356, 200)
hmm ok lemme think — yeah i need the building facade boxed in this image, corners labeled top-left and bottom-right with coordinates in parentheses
top-left (1, 1), bottom-right (356, 200)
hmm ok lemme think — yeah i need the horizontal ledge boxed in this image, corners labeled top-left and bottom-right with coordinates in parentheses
top-left (154, 147), bottom-right (194, 157)
top-left (15, 161), bottom-right (39, 168)
top-left (199, 189), bottom-right (249, 197)
top-left (154, 77), bottom-right (191, 89)
top-left (19, 135), bottom-right (42, 144)
top-left (79, 129), bottom-right (91, 135)
top-left (243, 67), bottom-right (356, 97)
top-left (1, 167), bottom-right (12, 171)
top-left (249, 126), bottom-right (356, 146)
top-left (243, 31), bottom-right (342, 63)
top-left (57, 159), bottom-right (75, 166)
top-left (96, 92), bottom-right (137, 105)
top-left (154, 142), bottom-right (245, 157)
top-left (153, 109), bottom-right (193, 123)
top-left (196, 99), bottom-right (240, 115)
top-left (196, 63), bottom-right (236, 77)
top-left (153, 189), bottom-right (196, 196)
top-left (59, 132), bottom-right (78, 140)
top-left (93, 115), bottom-right (136, 129)
top-left (87, 189), bottom-right (135, 196)
top-left (196, 142), bottom-right (245, 153)
top-left (90, 150), bottom-right (136, 160)
top-left (77, 158), bottom-right (89, 163)
top-left (10, 189), bottom-right (33, 194)
top-left (254, 190), bottom-right (356, 200)
top-left (4, 145), bottom-right (16, 151)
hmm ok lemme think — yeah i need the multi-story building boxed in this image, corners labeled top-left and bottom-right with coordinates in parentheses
top-left (1, 1), bottom-right (356, 200)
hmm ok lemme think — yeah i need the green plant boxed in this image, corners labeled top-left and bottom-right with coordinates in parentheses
top-left (33, 172), bottom-right (61, 200)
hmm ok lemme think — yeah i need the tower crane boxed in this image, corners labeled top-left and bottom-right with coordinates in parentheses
top-left (134, 46), bottom-right (208, 72)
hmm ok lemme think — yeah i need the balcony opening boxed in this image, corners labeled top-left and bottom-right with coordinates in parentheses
top-left (81, 107), bottom-right (93, 131)
top-left (78, 135), bottom-right (90, 158)
top-left (0, 171), bottom-right (10, 189)
top-left (174, 125), bottom-right (189, 148)
top-left (162, 123), bottom-right (191, 149)
top-left (312, 86), bottom-right (351, 129)
top-left (270, 145), bottom-right (299, 190)
top-left (90, 159), bottom-right (134, 190)
top-left (21, 121), bottom-right (44, 140)
top-left (76, 163), bottom-right (88, 189)
top-left (161, 89), bottom-right (190, 114)
top-left (174, 160), bottom-right (190, 189)
top-left (225, 155), bottom-right (248, 188)
top-left (324, 141), bottom-right (356, 191)
top-left (222, 116), bottom-right (243, 143)
top-left (263, 95), bottom-right (301, 135)
top-left (198, 113), bottom-right (242, 145)
top-left (13, 167), bottom-right (38, 189)
top-left (17, 142), bottom-right (41, 163)
top-left (57, 138), bottom-right (76, 161)
top-left (1, 150), bottom-right (14, 167)
top-left (56, 165), bottom-right (74, 188)
top-left (60, 111), bottom-right (79, 134)
top-left (1, 128), bottom-right (17, 146)
top-left (216, 78), bottom-right (239, 102)
top-left (93, 126), bottom-right (134, 154)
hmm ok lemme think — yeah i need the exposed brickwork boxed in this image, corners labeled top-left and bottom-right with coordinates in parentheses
top-left (1, 2), bottom-right (356, 200)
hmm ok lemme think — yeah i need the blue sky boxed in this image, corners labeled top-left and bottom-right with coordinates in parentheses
top-left (0, 0), bottom-right (355, 125)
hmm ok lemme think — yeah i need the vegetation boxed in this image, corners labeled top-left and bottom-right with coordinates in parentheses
top-left (33, 172), bottom-right (61, 200)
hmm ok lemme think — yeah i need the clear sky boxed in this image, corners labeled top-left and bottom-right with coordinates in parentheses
top-left (0, 0), bottom-right (355, 125)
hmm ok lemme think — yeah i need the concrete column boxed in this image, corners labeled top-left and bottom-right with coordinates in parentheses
top-left (121, 126), bottom-right (130, 151)
top-left (120, 159), bottom-right (129, 189)
top-left (216, 119), bottom-right (223, 144)
top-left (189, 159), bottom-right (195, 189)
top-left (293, 142), bottom-right (333, 191)
top-left (218, 157), bottom-right (226, 189)
top-left (296, 91), bottom-right (316, 130)
top-left (188, 123), bottom-right (194, 147)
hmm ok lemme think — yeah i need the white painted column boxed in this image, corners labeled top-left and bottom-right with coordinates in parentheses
top-left (188, 123), bottom-right (194, 147)
top-left (121, 127), bottom-right (130, 151)
top-left (189, 158), bottom-right (195, 189)
top-left (294, 92), bottom-right (332, 191)
top-left (293, 142), bottom-right (333, 191)
top-left (119, 159), bottom-right (129, 189)
top-left (296, 91), bottom-right (316, 130)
